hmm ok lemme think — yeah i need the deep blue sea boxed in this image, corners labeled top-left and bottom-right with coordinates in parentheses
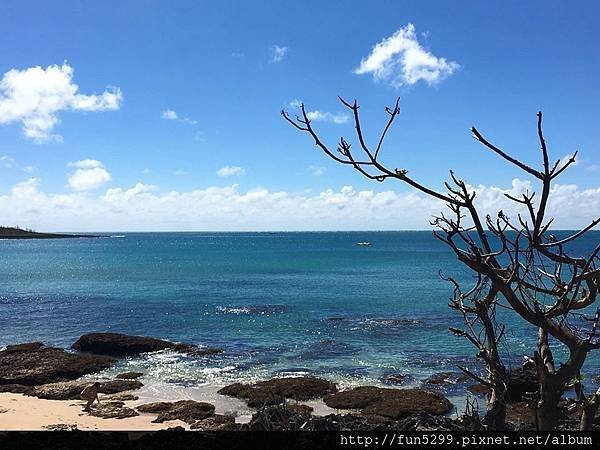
top-left (1, 231), bottom-right (599, 403)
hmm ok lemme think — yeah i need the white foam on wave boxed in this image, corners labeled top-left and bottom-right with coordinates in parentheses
top-left (216, 306), bottom-right (252, 315)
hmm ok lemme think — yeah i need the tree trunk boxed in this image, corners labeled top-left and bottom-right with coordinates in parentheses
top-left (483, 391), bottom-right (506, 430)
top-left (579, 393), bottom-right (600, 431)
top-left (580, 404), bottom-right (596, 431)
top-left (535, 378), bottom-right (561, 430)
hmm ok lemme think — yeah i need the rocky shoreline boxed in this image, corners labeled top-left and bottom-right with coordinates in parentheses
top-left (0, 332), bottom-right (590, 431)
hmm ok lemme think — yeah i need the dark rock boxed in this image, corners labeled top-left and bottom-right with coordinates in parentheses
top-left (137, 400), bottom-right (216, 424)
top-left (178, 346), bottom-right (223, 356)
top-left (28, 379), bottom-right (143, 400)
top-left (255, 377), bottom-right (337, 401)
top-left (88, 401), bottom-right (139, 419)
top-left (362, 392), bottom-right (452, 420)
top-left (506, 367), bottom-right (537, 401)
top-left (28, 381), bottom-right (87, 400)
top-left (217, 381), bottom-right (283, 407)
top-left (190, 414), bottom-right (236, 431)
top-left (466, 367), bottom-right (537, 402)
top-left (324, 387), bottom-right (452, 420)
top-left (72, 333), bottom-right (176, 356)
top-left (466, 383), bottom-right (491, 396)
top-left (116, 371), bottom-right (144, 380)
top-left (382, 373), bottom-right (407, 385)
top-left (424, 372), bottom-right (462, 386)
top-left (98, 380), bottom-right (143, 394)
top-left (218, 377), bottom-right (336, 407)
top-left (0, 342), bottom-right (115, 386)
top-left (104, 393), bottom-right (139, 401)
top-left (72, 333), bottom-right (222, 357)
top-left (217, 383), bottom-right (254, 399)
top-left (4, 342), bottom-right (45, 352)
top-left (323, 386), bottom-right (380, 409)
top-left (137, 402), bottom-right (176, 413)
top-left (0, 384), bottom-right (32, 394)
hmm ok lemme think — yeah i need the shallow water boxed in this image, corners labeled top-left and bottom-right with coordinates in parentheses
top-left (1, 231), bottom-right (599, 408)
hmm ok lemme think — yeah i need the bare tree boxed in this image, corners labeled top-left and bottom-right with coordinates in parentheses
top-left (283, 98), bottom-right (600, 430)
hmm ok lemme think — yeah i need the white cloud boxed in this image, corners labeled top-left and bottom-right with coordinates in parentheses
top-left (68, 159), bottom-right (103, 169)
top-left (142, 168), bottom-right (150, 174)
top-left (0, 63), bottom-right (122, 142)
top-left (355, 23), bottom-right (459, 88)
top-left (287, 100), bottom-right (349, 125)
top-left (174, 169), bottom-right (189, 176)
top-left (1, 178), bottom-right (599, 232)
top-left (288, 99), bottom-right (302, 109)
top-left (161, 109), bottom-right (197, 125)
top-left (308, 165), bottom-right (326, 176)
top-left (217, 166), bottom-right (245, 178)
top-left (270, 45), bottom-right (288, 63)
top-left (161, 109), bottom-right (178, 120)
top-left (306, 110), bottom-right (349, 124)
top-left (1, 155), bottom-right (36, 173)
top-left (67, 159), bottom-right (111, 191)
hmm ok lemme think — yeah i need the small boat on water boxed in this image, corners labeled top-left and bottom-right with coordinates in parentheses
top-left (355, 242), bottom-right (372, 246)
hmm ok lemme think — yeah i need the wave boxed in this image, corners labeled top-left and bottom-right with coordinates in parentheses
top-left (215, 304), bottom-right (289, 315)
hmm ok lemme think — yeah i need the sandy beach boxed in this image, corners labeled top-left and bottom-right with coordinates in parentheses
top-left (0, 393), bottom-right (190, 431)
top-left (0, 384), bottom-right (341, 431)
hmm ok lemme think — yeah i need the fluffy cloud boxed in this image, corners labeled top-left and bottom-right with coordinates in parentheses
top-left (287, 100), bottom-right (349, 125)
top-left (355, 23), bottom-right (459, 88)
top-left (0, 178), bottom-right (598, 232)
top-left (217, 166), bottom-right (245, 178)
top-left (161, 109), bottom-right (178, 120)
top-left (270, 45), bottom-right (288, 63)
top-left (161, 109), bottom-right (197, 125)
top-left (0, 63), bottom-right (122, 142)
top-left (67, 159), bottom-right (112, 191)
top-left (306, 110), bottom-right (349, 124)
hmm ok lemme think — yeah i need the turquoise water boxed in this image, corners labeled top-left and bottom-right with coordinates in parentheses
top-left (1, 231), bottom-right (599, 392)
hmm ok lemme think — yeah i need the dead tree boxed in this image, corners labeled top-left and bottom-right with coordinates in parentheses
top-left (283, 99), bottom-right (600, 430)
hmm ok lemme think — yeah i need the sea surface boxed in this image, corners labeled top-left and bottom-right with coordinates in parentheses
top-left (1, 231), bottom-right (599, 410)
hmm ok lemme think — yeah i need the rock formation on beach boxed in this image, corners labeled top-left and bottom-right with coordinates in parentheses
top-left (137, 400), bottom-right (216, 424)
top-left (323, 386), bottom-right (453, 420)
top-left (26, 379), bottom-right (144, 400)
top-left (0, 342), bottom-right (116, 386)
top-left (72, 332), bottom-right (223, 357)
top-left (217, 376), bottom-right (338, 407)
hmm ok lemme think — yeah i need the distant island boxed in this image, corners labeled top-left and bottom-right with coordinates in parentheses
top-left (0, 226), bottom-right (100, 239)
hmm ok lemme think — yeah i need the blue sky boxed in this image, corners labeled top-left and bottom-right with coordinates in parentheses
top-left (0, 1), bottom-right (599, 231)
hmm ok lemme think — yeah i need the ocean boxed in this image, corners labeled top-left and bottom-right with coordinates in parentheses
top-left (1, 231), bottom-right (599, 410)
